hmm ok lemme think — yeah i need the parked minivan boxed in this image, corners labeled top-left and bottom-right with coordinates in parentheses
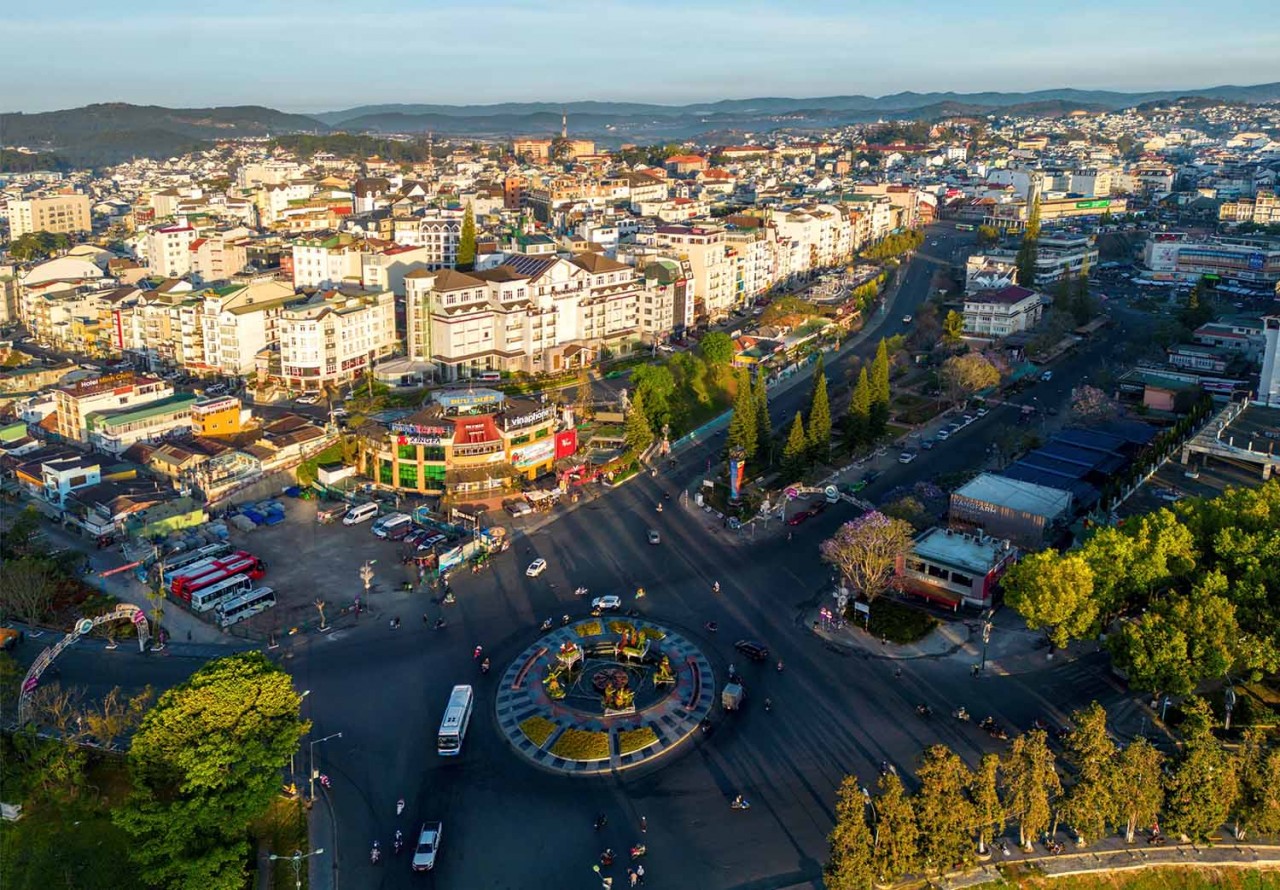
top-left (372, 513), bottom-right (413, 538)
top-left (342, 503), bottom-right (379, 525)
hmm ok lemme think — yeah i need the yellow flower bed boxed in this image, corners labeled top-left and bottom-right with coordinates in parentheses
top-left (574, 620), bottom-right (604, 637)
top-left (608, 620), bottom-right (636, 636)
top-left (617, 727), bottom-right (658, 755)
top-left (549, 728), bottom-right (611, 761)
top-left (638, 627), bottom-right (666, 642)
top-left (519, 716), bottom-right (556, 748)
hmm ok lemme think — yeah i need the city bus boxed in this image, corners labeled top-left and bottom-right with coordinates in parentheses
top-left (161, 543), bottom-right (233, 586)
top-left (955, 223), bottom-right (975, 232)
top-left (189, 573), bottom-right (253, 613)
top-left (437, 685), bottom-right (475, 756)
top-left (215, 587), bottom-right (277, 628)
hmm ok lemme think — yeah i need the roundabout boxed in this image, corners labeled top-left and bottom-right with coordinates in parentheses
top-left (495, 617), bottom-right (716, 775)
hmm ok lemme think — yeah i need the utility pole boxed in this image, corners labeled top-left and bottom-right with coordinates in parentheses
top-left (268, 848), bottom-right (325, 890)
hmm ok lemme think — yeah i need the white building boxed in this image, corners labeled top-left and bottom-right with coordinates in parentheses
top-left (962, 285), bottom-right (1043, 338)
top-left (1259, 317), bottom-right (1280, 408)
top-left (649, 225), bottom-right (734, 322)
top-left (277, 288), bottom-right (397, 392)
top-left (198, 278), bottom-right (296, 376)
top-left (145, 220), bottom-right (198, 278)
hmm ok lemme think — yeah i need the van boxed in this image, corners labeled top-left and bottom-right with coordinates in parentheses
top-left (372, 513), bottom-right (412, 538)
top-left (342, 503), bottom-right (379, 525)
top-left (476, 370), bottom-right (502, 383)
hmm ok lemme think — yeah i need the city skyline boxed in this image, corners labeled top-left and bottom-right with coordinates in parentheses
top-left (3, 0), bottom-right (1278, 113)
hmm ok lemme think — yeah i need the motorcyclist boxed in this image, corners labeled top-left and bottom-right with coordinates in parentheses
top-left (480, 657), bottom-right (491, 674)
top-left (394, 829), bottom-right (403, 853)
top-left (713, 581), bottom-right (720, 593)
top-left (656, 501), bottom-right (663, 512)
top-left (370, 840), bottom-right (381, 863)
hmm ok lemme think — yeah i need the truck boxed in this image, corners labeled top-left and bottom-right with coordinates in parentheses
top-left (170, 551), bottom-right (266, 601)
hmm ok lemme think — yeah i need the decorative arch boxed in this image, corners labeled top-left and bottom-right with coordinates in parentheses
top-left (18, 604), bottom-right (151, 725)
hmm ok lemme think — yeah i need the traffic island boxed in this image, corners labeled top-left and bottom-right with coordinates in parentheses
top-left (495, 618), bottom-right (715, 775)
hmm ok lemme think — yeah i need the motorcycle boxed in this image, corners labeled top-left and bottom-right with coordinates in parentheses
top-left (980, 717), bottom-right (1010, 740)
top-left (396, 798), bottom-right (405, 816)
top-left (480, 658), bottom-right (491, 674)
top-left (730, 796), bottom-right (751, 811)
top-left (953, 706), bottom-right (970, 722)
top-left (394, 830), bottom-right (403, 854)
top-left (434, 617), bottom-right (447, 630)
top-left (915, 704), bottom-right (933, 718)
top-left (705, 620), bottom-right (718, 633)
top-left (575, 586), bottom-right (589, 597)
top-left (630, 844), bottom-right (647, 860)
top-left (370, 841), bottom-right (381, 864)
top-left (561, 614), bottom-right (571, 626)
top-left (601, 848), bottom-right (615, 867)
top-left (656, 502), bottom-right (663, 513)
top-left (540, 617), bottom-right (553, 632)
top-left (594, 814), bottom-right (608, 831)
top-left (764, 698), bottom-right (772, 712)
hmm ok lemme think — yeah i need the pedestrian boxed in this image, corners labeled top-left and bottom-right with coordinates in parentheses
top-left (640, 815), bottom-right (647, 833)
top-left (636, 864), bottom-right (645, 884)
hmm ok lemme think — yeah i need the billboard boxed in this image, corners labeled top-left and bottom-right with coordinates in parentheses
top-left (1073, 199), bottom-right (1111, 209)
top-left (728, 454), bottom-right (745, 501)
top-left (509, 438), bottom-right (556, 468)
top-left (554, 429), bottom-right (578, 459)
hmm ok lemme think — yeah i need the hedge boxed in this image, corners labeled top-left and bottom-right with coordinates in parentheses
top-left (617, 727), bottom-right (658, 756)
top-left (549, 728), bottom-right (611, 761)
top-left (519, 716), bottom-right (556, 748)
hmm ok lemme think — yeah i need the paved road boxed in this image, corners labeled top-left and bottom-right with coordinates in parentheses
top-left (34, 225), bottom-right (1150, 889)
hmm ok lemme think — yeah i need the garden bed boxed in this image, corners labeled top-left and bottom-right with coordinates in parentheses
top-left (864, 598), bottom-right (939, 644)
top-left (574, 620), bottom-right (604, 638)
top-left (617, 727), bottom-right (658, 756)
top-left (519, 716), bottom-right (556, 748)
top-left (549, 728), bottom-right (611, 761)
top-left (605, 620), bottom-right (666, 641)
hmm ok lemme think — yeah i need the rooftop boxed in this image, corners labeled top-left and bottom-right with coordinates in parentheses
top-left (952, 473), bottom-right (1073, 519)
top-left (912, 527), bottom-right (1014, 575)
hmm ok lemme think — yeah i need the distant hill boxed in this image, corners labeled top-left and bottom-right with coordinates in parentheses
top-left (4, 82), bottom-right (1277, 165)
top-left (0, 103), bottom-right (328, 165)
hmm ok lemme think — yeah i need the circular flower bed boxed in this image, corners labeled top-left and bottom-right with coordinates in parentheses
top-left (549, 728), bottom-right (611, 761)
top-left (520, 716), bottom-right (556, 748)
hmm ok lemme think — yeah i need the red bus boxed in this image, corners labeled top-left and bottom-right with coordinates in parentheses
top-left (170, 551), bottom-right (266, 601)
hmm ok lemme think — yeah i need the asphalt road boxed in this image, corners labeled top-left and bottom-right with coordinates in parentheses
top-left (35, 224), bottom-right (1148, 889)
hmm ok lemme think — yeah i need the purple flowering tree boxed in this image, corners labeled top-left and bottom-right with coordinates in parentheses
top-left (820, 511), bottom-right (915, 605)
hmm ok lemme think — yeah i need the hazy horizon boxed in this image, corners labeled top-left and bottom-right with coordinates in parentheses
top-left (3, 0), bottom-right (1278, 114)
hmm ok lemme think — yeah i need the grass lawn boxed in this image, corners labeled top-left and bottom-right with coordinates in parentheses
top-left (1009, 868), bottom-right (1280, 890)
top-left (865, 598), bottom-right (939, 644)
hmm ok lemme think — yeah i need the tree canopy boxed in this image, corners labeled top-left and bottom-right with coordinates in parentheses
top-left (699, 331), bottom-right (735, 366)
top-left (820, 511), bottom-right (915, 604)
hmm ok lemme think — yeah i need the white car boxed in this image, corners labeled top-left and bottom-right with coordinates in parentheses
top-left (412, 821), bottom-right (442, 872)
top-left (898, 452), bottom-right (917, 464)
top-left (296, 393), bottom-right (320, 405)
top-left (901, 314), bottom-right (913, 324)
top-left (647, 529), bottom-right (661, 545)
top-left (935, 429), bottom-right (951, 441)
top-left (592, 595), bottom-right (622, 611)
top-left (526, 558), bottom-right (547, 577)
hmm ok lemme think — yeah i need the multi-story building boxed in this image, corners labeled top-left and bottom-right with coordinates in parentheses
top-left (962, 285), bottom-right (1044, 338)
top-left (8, 192), bottom-right (92, 238)
top-left (649, 225), bottom-right (734, 322)
top-left (145, 220), bottom-right (198, 277)
top-left (986, 196), bottom-right (1128, 231)
top-left (87, 392), bottom-right (198, 455)
top-left (190, 396), bottom-right (244, 437)
top-left (276, 288), bottom-right (397, 392)
top-left (1170, 238), bottom-right (1280, 285)
top-left (1220, 190), bottom-right (1280, 226)
top-left (638, 258), bottom-right (692, 341)
top-left (113, 280), bottom-right (204, 370)
top-left (190, 229), bottom-right (251, 283)
top-left (52, 372), bottom-right (175, 445)
top-left (388, 216), bottom-right (463, 269)
top-left (290, 233), bottom-right (365, 288)
top-left (198, 278), bottom-right (296, 376)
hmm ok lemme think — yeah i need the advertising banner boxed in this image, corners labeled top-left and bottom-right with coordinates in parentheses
top-left (729, 454), bottom-right (745, 501)
top-left (555, 429), bottom-right (578, 459)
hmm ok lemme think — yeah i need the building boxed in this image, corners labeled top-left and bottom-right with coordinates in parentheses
top-left (665, 155), bottom-right (709, 176)
top-left (1259, 317), bottom-right (1280, 408)
top-left (649, 225), bottom-right (734, 321)
top-left (962, 285), bottom-right (1043, 338)
top-left (897, 526), bottom-right (1018, 610)
top-left (986, 196), bottom-right (1127, 231)
top-left (1170, 239), bottom-right (1280, 286)
top-left (145, 220), bottom-right (198, 277)
top-left (52, 372), bottom-right (174, 445)
top-left (87, 392), bottom-right (197, 455)
top-left (276, 288), bottom-right (397, 392)
top-left (8, 192), bottom-right (92, 238)
top-left (949, 473), bottom-right (1073, 550)
top-left (1193, 318), bottom-right (1266, 360)
top-left (198, 278), bottom-right (296, 376)
top-left (1219, 190), bottom-right (1280, 226)
top-left (23, 453), bottom-right (102, 508)
top-left (190, 396), bottom-right (244, 437)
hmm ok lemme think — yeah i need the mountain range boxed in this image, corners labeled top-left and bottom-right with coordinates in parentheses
top-left (3, 83), bottom-right (1277, 167)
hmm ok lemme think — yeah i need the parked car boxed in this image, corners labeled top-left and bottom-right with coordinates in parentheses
top-left (592, 595), bottom-right (622, 611)
top-left (786, 510), bottom-right (812, 527)
top-left (976, 407), bottom-right (989, 417)
top-left (898, 451), bottom-right (917, 464)
top-left (921, 438), bottom-right (935, 450)
top-left (526, 558), bottom-right (547, 577)
top-left (296, 393), bottom-right (320, 405)
top-left (412, 822), bottom-right (442, 872)
top-left (734, 640), bottom-right (770, 662)
top-left (935, 429), bottom-right (952, 441)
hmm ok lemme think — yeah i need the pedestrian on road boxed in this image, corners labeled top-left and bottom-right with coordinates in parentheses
top-left (474, 645), bottom-right (483, 659)
top-left (636, 864), bottom-right (645, 884)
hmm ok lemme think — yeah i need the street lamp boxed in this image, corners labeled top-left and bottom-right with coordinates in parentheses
top-left (269, 848), bottom-right (324, 890)
top-left (979, 609), bottom-right (994, 673)
top-left (309, 731), bottom-right (343, 800)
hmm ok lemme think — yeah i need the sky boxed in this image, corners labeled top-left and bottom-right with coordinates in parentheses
top-left (3, 0), bottom-right (1278, 113)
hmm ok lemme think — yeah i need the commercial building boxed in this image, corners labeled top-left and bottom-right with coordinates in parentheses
top-left (145, 220), bottom-right (198, 277)
top-left (52, 372), bottom-right (174, 445)
top-left (897, 527), bottom-right (1018, 610)
top-left (962, 285), bottom-right (1043, 338)
top-left (86, 392), bottom-right (198, 455)
top-left (1219, 190), bottom-right (1280, 226)
top-left (1260, 317), bottom-right (1280, 408)
top-left (8, 192), bottom-right (92, 238)
top-left (949, 473), bottom-right (1073, 550)
top-left (1144, 233), bottom-right (1280, 286)
top-left (276, 288), bottom-right (397, 392)
top-left (190, 396), bottom-right (245, 437)
top-left (986, 196), bottom-right (1127, 231)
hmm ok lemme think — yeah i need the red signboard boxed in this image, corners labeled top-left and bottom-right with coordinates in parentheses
top-left (555, 429), bottom-right (578, 459)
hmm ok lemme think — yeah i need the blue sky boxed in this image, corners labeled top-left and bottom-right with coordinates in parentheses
top-left (3, 0), bottom-right (1278, 113)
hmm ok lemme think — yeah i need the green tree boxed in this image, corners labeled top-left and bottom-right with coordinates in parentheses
top-left (1059, 702), bottom-right (1118, 845)
top-left (1002, 551), bottom-right (1098, 649)
top-left (113, 653), bottom-right (308, 890)
top-left (1232, 728), bottom-right (1280, 840)
top-left (1163, 698), bottom-right (1238, 841)
top-left (457, 202), bottom-right (476, 271)
top-left (1113, 736), bottom-right (1165, 843)
top-left (623, 388), bottom-right (654, 453)
top-left (752, 372), bottom-right (772, 461)
top-left (976, 224), bottom-right (1000, 247)
top-left (941, 310), bottom-right (965, 347)
top-left (872, 772), bottom-right (919, 881)
top-left (826, 775), bottom-right (876, 890)
top-left (820, 511), bottom-right (915, 605)
top-left (0, 556), bottom-right (61, 626)
top-left (914, 745), bottom-right (976, 871)
top-left (1002, 729), bottom-right (1061, 849)
top-left (807, 354), bottom-right (832, 463)
top-left (699, 330), bottom-right (735, 366)
top-left (724, 370), bottom-right (757, 460)
top-left (846, 366), bottom-right (872, 449)
top-left (631, 363), bottom-right (676, 430)
top-left (869, 339), bottom-right (891, 435)
top-left (971, 754), bottom-right (1005, 855)
top-left (782, 412), bottom-right (808, 481)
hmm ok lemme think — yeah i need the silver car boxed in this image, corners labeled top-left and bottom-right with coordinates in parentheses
top-left (412, 821), bottom-right (442, 872)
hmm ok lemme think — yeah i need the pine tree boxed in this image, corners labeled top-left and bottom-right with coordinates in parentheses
top-left (752, 372), bottom-right (772, 462)
top-left (457, 203), bottom-right (476, 271)
top-left (725, 370), bottom-right (757, 460)
top-left (869, 339), bottom-right (890, 436)
top-left (623, 388), bottom-right (653, 453)
top-left (782, 412), bottom-right (808, 481)
top-left (846, 366), bottom-right (872, 449)
top-left (807, 354), bottom-right (832, 463)
top-left (826, 776), bottom-right (876, 890)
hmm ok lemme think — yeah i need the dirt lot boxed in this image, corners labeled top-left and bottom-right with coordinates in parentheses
top-left (215, 497), bottom-right (428, 638)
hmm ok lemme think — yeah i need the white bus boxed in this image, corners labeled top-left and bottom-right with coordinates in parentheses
top-left (190, 573), bottom-right (253, 613)
top-left (215, 587), bottom-right (277, 628)
top-left (437, 685), bottom-right (474, 756)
